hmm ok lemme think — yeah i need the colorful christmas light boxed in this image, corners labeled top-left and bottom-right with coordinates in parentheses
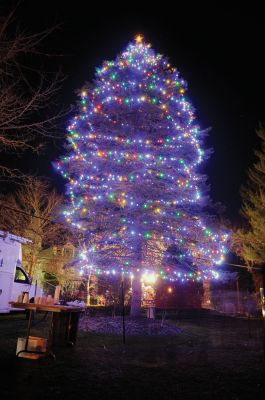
top-left (56, 35), bottom-right (228, 282)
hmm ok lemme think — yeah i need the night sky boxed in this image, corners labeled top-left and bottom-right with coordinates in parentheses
top-left (1, 2), bottom-right (265, 222)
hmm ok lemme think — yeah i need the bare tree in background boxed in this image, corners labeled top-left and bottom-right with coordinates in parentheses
top-left (0, 177), bottom-right (71, 277)
top-left (0, 5), bottom-right (66, 181)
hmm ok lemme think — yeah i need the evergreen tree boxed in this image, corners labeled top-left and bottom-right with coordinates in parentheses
top-left (56, 36), bottom-right (228, 315)
top-left (234, 124), bottom-right (265, 289)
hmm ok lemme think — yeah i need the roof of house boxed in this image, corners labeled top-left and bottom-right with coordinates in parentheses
top-left (0, 230), bottom-right (32, 244)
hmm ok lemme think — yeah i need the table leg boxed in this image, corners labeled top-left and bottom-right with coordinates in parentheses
top-left (47, 311), bottom-right (56, 360)
top-left (16, 309), bottom-right (55, 360)
top-left (16, 309), bottom-right (33, 357)
top-left (25, 308), bottom-right (33, 351)
top-left (66, 312), bottom-right (74, 346)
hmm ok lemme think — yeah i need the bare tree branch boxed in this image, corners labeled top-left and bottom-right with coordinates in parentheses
top-left (0, 6), bottom-right (69, 180)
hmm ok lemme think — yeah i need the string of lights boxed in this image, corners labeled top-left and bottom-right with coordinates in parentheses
top-left (56, 35), bottom-right (229, 282)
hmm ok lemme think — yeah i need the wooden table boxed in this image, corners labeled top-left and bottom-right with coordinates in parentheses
top-left (9, 302), bottom-right (85, 359)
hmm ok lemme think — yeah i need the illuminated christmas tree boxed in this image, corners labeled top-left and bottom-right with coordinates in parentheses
top-left (56, 35), bottom-right (228, 315)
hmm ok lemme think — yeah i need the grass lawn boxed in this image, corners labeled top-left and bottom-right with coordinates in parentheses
top-left (0, 311), bottom-right (265, 400)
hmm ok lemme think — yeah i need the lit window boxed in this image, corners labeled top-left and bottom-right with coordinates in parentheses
top-left (63, 246), bottom-right (74, 257)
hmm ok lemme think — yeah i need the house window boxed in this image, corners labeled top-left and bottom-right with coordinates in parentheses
top-left (53, 247), bottom-right (64, 256)
top-left (63, 246), bottom-right (74, 257)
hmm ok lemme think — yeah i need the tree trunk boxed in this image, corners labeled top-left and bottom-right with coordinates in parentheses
top-left (252, 268), bottom-right (265, 294)
top-left (130, 271), bottom-right (142, 317)
top-left (28, 245), bottom-right (39, 279)
top-left (86, 271), bottom-right (92, 306)
top-left (252, 268), bottom-right (265, 314)
top-left (201, 280), bottom-right (213, 309)
top-left (130, 241), bottom-right (143, 317)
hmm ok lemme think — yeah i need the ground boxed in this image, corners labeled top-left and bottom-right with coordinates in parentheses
top-left (79, 315), bottom-right (181, 335)
top-left (0, 311), bottom-right (265, 400)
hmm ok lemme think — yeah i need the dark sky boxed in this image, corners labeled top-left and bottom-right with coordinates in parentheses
top-left (2, 2), bottom-right (265, 222)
